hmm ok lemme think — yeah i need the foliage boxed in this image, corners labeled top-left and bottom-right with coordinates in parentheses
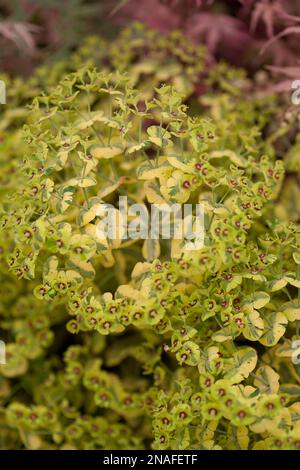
top-left (0, 0), bottom-right (113, 75)
top-left (114, 0), bottom-right (300, 84)
top-left (1, 24), bottom-right (300, 451)
top-left (2, 0), bottom-right (300, 90)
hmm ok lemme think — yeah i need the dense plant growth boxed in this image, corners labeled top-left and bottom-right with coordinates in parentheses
top-left (1, 24), bottom-right (300, 450)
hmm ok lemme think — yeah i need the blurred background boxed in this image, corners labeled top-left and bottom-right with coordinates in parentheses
top-left (0, 0), bottom-right (299, 87)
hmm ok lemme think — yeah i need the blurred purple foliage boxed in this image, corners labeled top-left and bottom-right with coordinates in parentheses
top-left (113, 0), bottom-right (300, 84)
top-left (0, 0), bottom-right (299, 89)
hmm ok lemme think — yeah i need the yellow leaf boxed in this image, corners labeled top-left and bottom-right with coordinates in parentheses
top-left (24, 433), bottom-right (42, 450)
top-left (281, 300), bottom-right (300, 321)
top-left (259, 312), bottom-right (287, 346)
top-left (254, 365), bottom-right (280, 393)
top-left (144, 181), bottom-right (166, 205)
top-left (85, 224), bottom-right (108, 250)
top-left (116, 284), bottom-right (141, 301)
top-left (67, 176), bottom-right (97, 187)
top-left (285, 274), bottom-right (300, 288)
top-left (90, 146), bottom-right (122, 159)
top-left (131, 262), bottom-right (152, 279)
top-left (75, 111), bottom-right (104, 129)
top-left (237, 426), bottom-right (249, 450)
top-left (212, 326), bottom-right (234, 343)
top-left (137, 158), bottom-right (169, 180)
top-left (224, 347), bottom-right (257, 384)
top-left (68, 258), bottom-right (95, 278)
top-left (79, 203), bottom-right (103, 227)
top-left (243, 308), bottom-right (264, 341)
top-left (167, 156), bottom-right (191, 172)
top-left (142, 238), bottom-right (160, 261)
top-left (270, 278), bottom-right (287, 292)
top-left (251, 292), bottom-right (270, 309)
top-left (98, 176), bottom-right (133, 198)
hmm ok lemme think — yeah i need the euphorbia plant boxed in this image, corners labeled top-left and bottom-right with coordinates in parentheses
top-left (1, 26), bottom-right (300, 451)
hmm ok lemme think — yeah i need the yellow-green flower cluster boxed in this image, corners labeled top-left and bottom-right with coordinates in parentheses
top-left (1, 24), bottom-right (300, 451)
